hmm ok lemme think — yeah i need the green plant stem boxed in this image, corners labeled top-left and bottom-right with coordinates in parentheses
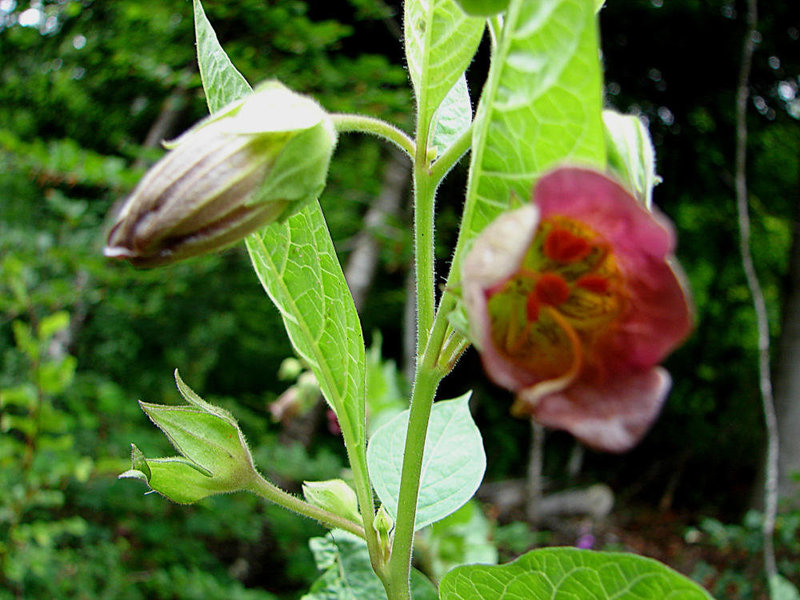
top-left (385, 291), bottom-right (456, 599)
top-left (413, 173), bottom-right (436, 357)
top-left (413, 109), bottom-right (437, 357)
top-left (332, 113), bottom-right (416, 158)
top-left (386, 365), bottom-right (442, 600)
top-left (429, 122), bottom-right (473, 183)
top-left (342, 429), bottom-right (389, 582)
top-left (247, 473), bottom-right (366, 539)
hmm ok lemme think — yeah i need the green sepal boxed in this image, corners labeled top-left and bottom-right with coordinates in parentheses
top-left (302, 479), bottom-right (362, 525)
top-left (248, 111), bottom-right (337, 210)
top-left (128, 443), bottom-right (151, 479)
top-left (119, 371), bottom-right (258, 504)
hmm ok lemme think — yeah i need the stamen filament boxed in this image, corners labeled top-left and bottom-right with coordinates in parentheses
top-left (512, 306), bottom-right (583, 413)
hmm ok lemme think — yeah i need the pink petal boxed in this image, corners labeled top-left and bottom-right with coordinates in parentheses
top-left (536, 167), bottom-right (692, 370)
top-left (606, 258), bottom-right (693, 368)
top-left (523, 367), bottom-right (671, 453)
top-left (535, 167), bottom-right (675, 261)
top-left (462, 205), bottom-right (540, 391)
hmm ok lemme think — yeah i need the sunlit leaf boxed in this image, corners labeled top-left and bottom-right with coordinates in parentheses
top-left (439, 547), bottom-right (716, 599)
top-left (246, 205), bottom-right (367, 446)
top-left (193, 0), bottom-right (251, 112)
top-left (404, 0), bottom-right (484, 138)
top-left (449, 0), bottom-right (606, 278)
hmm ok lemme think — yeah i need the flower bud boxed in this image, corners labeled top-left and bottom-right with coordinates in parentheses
top-left (302, 479), bottom-right (361, 524)
top-left (373, 504), bottom-right (395, 559)
top-left (119, 370), bottom-right (259, 504)
top-left (105, 81), bottom-right (337, 267)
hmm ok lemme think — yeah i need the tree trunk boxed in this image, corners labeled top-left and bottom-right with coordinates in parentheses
top-left (774, 192), bottom-right (800, 505)
top-left (344, 146), bottom-right (409, 312)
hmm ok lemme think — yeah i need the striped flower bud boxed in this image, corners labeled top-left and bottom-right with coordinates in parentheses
top-left (105, 81), bottom-right (336, 267)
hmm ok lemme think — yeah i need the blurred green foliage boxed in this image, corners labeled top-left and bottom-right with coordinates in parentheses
top-left (687, 509), bottom-right (800, 599)
top-left (0, 0), bottom-right (798, 596)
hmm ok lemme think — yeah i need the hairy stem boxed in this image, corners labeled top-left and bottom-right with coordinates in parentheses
top-left (429, 122), bottom-right (473, 183)
top-left (247, 473), bottom-right (365, 539)
top-left (332, 113), bottom-right (416, 158)
top-left (386, 286), bottom-right (457, 598)
top-left (386, 366), bottom-right (442, 600)
top-left (413, 124), bottom-right (436, 357)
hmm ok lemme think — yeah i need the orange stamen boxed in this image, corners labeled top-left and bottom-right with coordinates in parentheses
top-left (544, 227), bottom-right (592, 263)
top-left (535, 273), bottom-right (570, 306)
top-left (512, 306), bottom-right (584, 413)
top-left (576, 274), bottom-right (609, 295)
top-left (526, 290), bottom-right (540, 322)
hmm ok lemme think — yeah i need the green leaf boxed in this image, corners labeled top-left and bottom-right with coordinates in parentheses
top-left (193, 0), bottom-right (252, 112)
top-left (302, 530), bottom-right (437, 600)
top-left (439, 547), bottom-right (715, 599)
top-left (37, 311), bottom-right (70, 342)
top-left (367, 393), bottom-right (485, 530)
top-left (12, 320), bottom-right (38, 362)
top-left (0, 383), bottom-right (38, 410)
top-left (771, 575), bottom-right (800, 600)
top-left (454, 0), bottom-right (510, 17)
top-left (365, 332), bottom-right (407, 436)
top-left (430, 75), bottom-right (472, 158)
top-left (450, 0), bottom-right (606, 277)
top-left (404, 0), bottom-right (484, 137)
top-left (246, 203), bottom-right (367, 447)
top-left (36, 355), bottom-right (77, 395)
top-left (421, 500), bottom-right (498, 582)
top-left (603, 110), bottom-right (659, 208)
top-left (194, 0), bottom-right (364, 446)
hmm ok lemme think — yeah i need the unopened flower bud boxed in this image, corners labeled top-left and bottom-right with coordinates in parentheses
top-left (373, 504), bottom-right (394, 562)
top-left (105, 81), bottom-right (337, 267)
top-left (119, 370), bottom-right (259, 504)
top-left (302, 479), bottom-right (361, 524)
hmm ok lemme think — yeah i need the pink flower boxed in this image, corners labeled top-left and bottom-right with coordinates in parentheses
top-left (462, 167), bottom-right (692, 452)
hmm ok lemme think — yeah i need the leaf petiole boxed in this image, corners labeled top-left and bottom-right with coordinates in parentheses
top-left (332, 113), bottom-right (416, 158)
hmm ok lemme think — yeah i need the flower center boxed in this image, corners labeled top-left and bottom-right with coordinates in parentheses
top-left (486, 216), bottom-right (626, 386)
top-left (543, 226), bottom-right (591, 263)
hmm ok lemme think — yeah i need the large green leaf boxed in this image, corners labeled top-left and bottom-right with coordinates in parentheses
top-left (246, 206), bottom-right (366, 446)
top-left (404, 0), bottom-right (484, 137)
top-left (302, 530), bottom-right (437, 600)
top-left (450, 0), bottom-right (606, 277)
top-left (439, 547), bottom-right (715, 599)
top-left (366, 393), bottom-right (485, 530)
top-left (194, 0), bottom-right (366, 446)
